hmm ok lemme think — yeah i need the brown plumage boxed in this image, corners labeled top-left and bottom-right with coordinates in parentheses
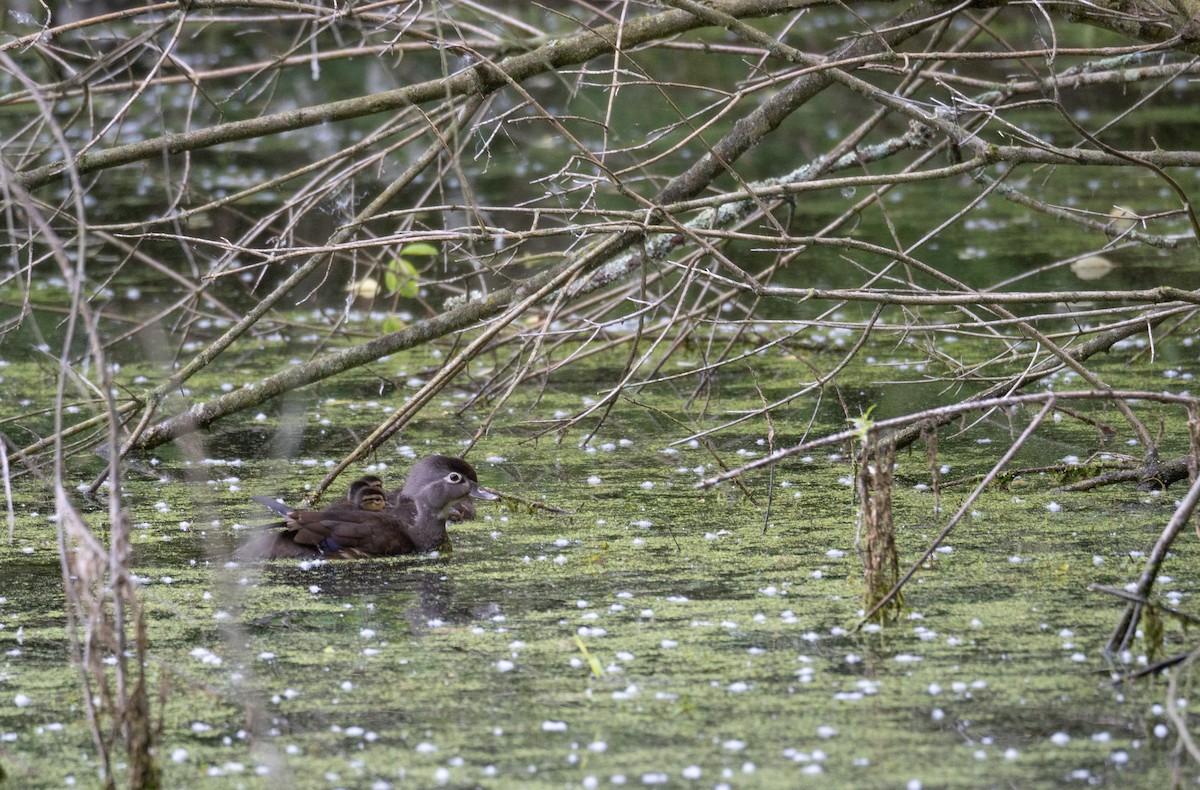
top-left (236, 455), bottom-right (497, 560)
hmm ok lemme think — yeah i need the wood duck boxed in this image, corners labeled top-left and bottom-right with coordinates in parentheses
top-left (381, 478), bottom-right (475, 522)
top-left (236, 455), bottom-right (498, 560)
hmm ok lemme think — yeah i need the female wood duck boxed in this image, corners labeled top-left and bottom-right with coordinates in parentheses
top-left (236, 455), bottom-right (498, 560)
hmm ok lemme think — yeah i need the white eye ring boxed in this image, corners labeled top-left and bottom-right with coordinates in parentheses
top-left (447, 472), bottom-right (464, 484)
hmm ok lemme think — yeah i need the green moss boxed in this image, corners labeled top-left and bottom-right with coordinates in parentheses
top-left (1, 311), bottom-right (1197, 788)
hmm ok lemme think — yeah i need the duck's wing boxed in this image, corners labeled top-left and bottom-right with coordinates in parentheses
top-left (285, 509), bottom-right (418, 557)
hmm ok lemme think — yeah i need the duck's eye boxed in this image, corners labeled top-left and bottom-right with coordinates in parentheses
top-left (447, 472), bottom-right (463, 484)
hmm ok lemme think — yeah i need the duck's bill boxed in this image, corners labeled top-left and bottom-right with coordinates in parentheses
top-left (470, 484), bottom-right (501, 501)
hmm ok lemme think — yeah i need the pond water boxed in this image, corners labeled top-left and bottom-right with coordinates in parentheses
top-left (0, 328), bottom-right (1196, 788)
top-left (3, 4), bottom-right (1200, 788)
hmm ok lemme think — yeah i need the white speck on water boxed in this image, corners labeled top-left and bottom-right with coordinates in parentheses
top-left (1154, 723), bottom-right (1169, 738)
top-left (495, 659), bottom-right (515, 673)
top-left (906, 780), bottom-right (921, 789)
top-left (894, 654), bottom-right (922, 663)
top-left (631, 520), bottom-right (653, 528)
top-left (1046, 502), bottom-right (1061, 512)
top-left (14, 693), bottom-right (31, 708)
top-left (415, 742), bottom-right (438, 754)
top-left (641, 772), bottom-right (669, 784)
top-left (661, 639), bottom-right (678, 649)
top-left (727, 681), bottom-right (751, 693)
top-left (588, 740), bottom-right (607, 752)
top-left (258, 652), bottom-right (275, 661)
top-left (666, 595), bottom-right (689, 603)
top-left (1050, 732), bottom-right (1071, 745)
top-left (1111, 750), bottom-right (1128, 764)
top-left (542, 720), bottom-right (568, 732)
top-left (682, 765), bottom-right (701, 779)
top-left (1007, 556), bottom-right (1025, 564)
top-left (171, 748), bottom-right (188, 763)
top-left (359, 628), bottom-right (375, 639)
top-left (931, 708), bottom-right (945, 721)
top-left (928, 683), bottom-right (942, 695)
top-left (640, 481), bottom-right (654, 490)
top-left (190, 647), bottom-right (223, 666)
top-left (587, 476), bottom-right (602, 485)
top-left (817, 726), bottom-right (837, 739)
top-left (826, 549), bottom-right (845, 558)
